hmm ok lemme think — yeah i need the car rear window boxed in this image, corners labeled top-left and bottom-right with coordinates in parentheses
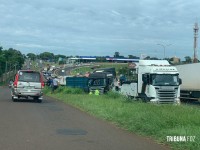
top-left (18, 71), bottom-right (40, 82)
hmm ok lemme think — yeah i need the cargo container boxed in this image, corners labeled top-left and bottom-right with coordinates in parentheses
top-left (66, 76), bottom-right (89, 92)
top-left (175, 63), bottom-right (200, 100)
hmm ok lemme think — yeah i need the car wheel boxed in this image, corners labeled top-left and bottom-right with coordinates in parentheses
top-left (37, 100), bottom-right (42, 103)
top-left (12, 97), bottom-right (17, 102)
top-left (33, 97), bottom-right (42, 103)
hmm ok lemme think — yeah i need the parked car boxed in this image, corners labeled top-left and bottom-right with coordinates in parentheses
top-left (11, 70), bottom-right (45, 102)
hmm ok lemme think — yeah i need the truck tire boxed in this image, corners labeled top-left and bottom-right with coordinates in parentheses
top-left (140, 94), bottom-right (149, 103)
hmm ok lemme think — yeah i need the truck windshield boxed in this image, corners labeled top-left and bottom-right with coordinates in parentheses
top-left (88, 79), bottom-right (106, 86)
top-left (151, 74), bottom-right (179, 86)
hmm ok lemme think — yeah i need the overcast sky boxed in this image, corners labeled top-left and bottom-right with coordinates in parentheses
top-left (0, 0), bottom-right (200, 59)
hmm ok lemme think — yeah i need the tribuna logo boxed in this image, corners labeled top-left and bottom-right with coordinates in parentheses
top-left (167, 136), bottom-right (195, 142)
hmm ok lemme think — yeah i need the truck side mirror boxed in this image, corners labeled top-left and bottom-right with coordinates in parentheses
top-left (179, 78), bottom-right (182, 85)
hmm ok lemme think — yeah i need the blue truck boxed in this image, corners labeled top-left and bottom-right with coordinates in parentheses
top-left (65, 68), bottom-right (116, 94)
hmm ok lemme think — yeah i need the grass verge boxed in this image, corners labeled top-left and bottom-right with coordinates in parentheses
top-left (44, 86), bottom-right (200, 150)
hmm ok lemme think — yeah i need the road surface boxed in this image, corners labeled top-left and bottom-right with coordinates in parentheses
top-left (0, 86), bottom-right (169, 150)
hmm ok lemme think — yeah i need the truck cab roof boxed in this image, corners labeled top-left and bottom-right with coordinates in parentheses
top-left (139, 60), bottom-right (170, 66)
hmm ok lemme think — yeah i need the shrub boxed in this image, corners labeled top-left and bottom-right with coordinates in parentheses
top-left (55, 86), bottom-right (65, 92)
top-left (63, 87), bottom-right (73, 94)
top-left (62, 87), bottom-right (85, 94)
top-left (43, 86), bottom-right (50, 94)
top-left (71, 88), bottom-right (85, 94)
top-left (106, 91), bottom-right (122, 99)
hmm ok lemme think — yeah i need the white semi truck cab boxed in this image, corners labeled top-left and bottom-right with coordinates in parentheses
top-left (120, 60), bottom-right (182, 104)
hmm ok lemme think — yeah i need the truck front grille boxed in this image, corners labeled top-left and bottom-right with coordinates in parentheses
top-left (89, 87), bottom-right (105, 94)
top-left (156, 88), bottom-right (177, 103)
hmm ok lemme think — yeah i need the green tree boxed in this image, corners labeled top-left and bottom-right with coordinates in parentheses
top-left (0, 46), bottom-right (3, 54)
top-left (27, 53), bottom-right (36, 60)
top-left (128, 55), bottom-right (139, 59)
top-left (39, 52), bottom-right (54, 61)
top-left (144, 56), bottom-right (151, 60)
top-left (118, 66), bottom-right (136, 80)
top-left (0, 54), bottom-right (6, 76)
top-left (0, 48), bottom-right (25, 75)
top-left (5, 48), bottom-right (25, 69)
top-left (114, 52), bottom-right (120, 58)
top-left (184, 56), bottom-right (192, 63)
top-left (54, 54), bottom-right (67, 62)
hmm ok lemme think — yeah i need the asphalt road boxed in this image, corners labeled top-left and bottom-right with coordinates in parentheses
top-left (0, 86), bottom-right (169, 150)
top-left (55, 67), bottom-right (73, 76)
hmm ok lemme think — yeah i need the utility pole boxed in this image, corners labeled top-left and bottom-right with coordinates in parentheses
top-left (157, 44), bottom-right (172, 59)
top-left (193, 22), bottom-right (199, 63)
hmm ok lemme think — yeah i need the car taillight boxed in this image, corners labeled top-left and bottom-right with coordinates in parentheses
top-left (13, 81), bottom-right (18, 88)
top-left (14, 74), bottom-right (19, 88)
top-left (40, 74), bottom-right (45, 88)
top-left (41, 82), bottom-right (45, 88)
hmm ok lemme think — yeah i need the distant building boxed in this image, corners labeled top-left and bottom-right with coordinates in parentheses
top-left (68, 56), bottom-right (140, 63)
top-left (68, 56), bottom-right (97, 63)
top-left (170, 57), bottom-right (180, 64)
top-left (106, 57), bottom-right (139, 63)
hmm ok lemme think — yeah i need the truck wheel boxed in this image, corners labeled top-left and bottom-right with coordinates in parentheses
top-left (115, 86), bottom-right (119, 91)
top-left (141, 95), bottom-right (149, 103)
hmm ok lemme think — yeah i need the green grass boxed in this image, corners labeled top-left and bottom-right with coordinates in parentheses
top-left (71, 63), bottom-right (127, 75)
top-left (71, 66), bottom-right (93, 75)
top-left (96, 62), bottom-right (127, 70)
top-left (44, 86), bottom-right (200, 150)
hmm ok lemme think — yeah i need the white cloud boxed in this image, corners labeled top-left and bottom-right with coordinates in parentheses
top-left (0, 0), bottom-right (200, 59)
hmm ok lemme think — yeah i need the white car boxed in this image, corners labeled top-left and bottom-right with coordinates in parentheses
top-left (11, 70), bottom-right (45, 103)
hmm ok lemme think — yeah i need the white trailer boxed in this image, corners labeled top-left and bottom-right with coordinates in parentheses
top-left (58, 76), bottom-right (73, 86)
top-left (175, 63), bottom-right (200, 100)
top-left (118, 60), bottom-right (182, 104)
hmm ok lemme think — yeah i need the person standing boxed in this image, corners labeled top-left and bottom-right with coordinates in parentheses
top-left (94, 89), bottom-right (100, 95)
top-left (46, 77), bottom-right (51, 86)
top-left (51, 76), bottom-right (59, 93)
top-left (119, 74), bottom-right (126, 85)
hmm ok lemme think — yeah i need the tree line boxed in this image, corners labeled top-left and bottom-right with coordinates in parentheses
top-left (0, 46), bottom-right (197, 77)
top-left (27, 52), bottom-right (67, 62)
top-left (0, 47), bottom-right (25, 76)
